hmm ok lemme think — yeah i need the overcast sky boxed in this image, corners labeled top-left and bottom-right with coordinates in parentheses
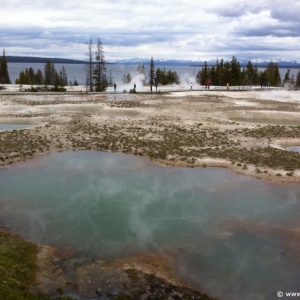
top-left (1, 0), bottom-right (300, 62)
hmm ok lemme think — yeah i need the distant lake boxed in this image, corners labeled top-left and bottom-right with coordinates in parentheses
top-left (8, 62), bottom-right (299, 86)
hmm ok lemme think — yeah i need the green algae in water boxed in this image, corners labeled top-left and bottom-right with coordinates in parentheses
top-left (0, 151), bottom-right (300, 300)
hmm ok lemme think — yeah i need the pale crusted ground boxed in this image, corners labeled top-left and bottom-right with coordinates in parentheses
top-left (1, 85), bottom-right (300, 182)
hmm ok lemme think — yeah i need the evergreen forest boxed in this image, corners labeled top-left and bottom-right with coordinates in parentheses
top-left (196, 57), bottom-right (282, 87)
top-left (14, 60), bottom-right (69, 91)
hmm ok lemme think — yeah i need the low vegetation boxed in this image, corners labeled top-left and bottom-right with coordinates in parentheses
top-left (0, 231), bottom-right (72, 300)
top-left (0, 230), bottom-right (218, 299)
top-left (1, 108), bottom-right (300, 178)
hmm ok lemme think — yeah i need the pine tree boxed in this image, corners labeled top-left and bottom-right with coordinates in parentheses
top-left (28, 67), bottom-right (35, 84)
top-left (53, 72), bottom-right (61, 90)
top-left (243, 61), bottom-right (258, 85)
top-left (296, 69), bottom-right (300, 87)
top-left (219, 59), bottom-right (224, 86)
top-left (230, 56), bottom-right (242, 85)
top-left (25, 68), bottom-right (31, 84)
top-left (44, 60), bottom-right (56, 85)
top-left (15, 68), bottom-right (44, 85)
top-left (196, 61), bottom-right (210, 85)
top-left (15, 71), bottom-right (26, 85)
top-left (0, 49), bottom-right (11, 84)
top-left (283, 69), bottom-right (290, 85)
top-left (93, 38), bottom-right (108, 92)
top-left (156, 68), bottom-right (165, 85)
top-left (215, 59), bottom-right (221, 86)
top-left (201, 61), bottom-right (210, 85)
top-left (15, 68), bottom-right (31, 85)
top-left (149, 57), bottom-right (155, 92)
top-left (59, 66), bottom-right (68, 86)
top-left (274, 63), bottom-right (281, 86)
top-left (209, 66), bottom-right (216, 85)
top-left (262, 61), bottom-right (281, 86)
top-left (35, 69), bottom-right (43, 85)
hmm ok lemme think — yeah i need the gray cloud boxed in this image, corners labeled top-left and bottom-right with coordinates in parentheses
top-left (233, 23), bottom-right (300, 38)
top-left (270, 0), bottom-right (300, 23)
top-left (0, 0), bottom-right (299, 62)
top-left (204, 0), bottom-right (271, 18)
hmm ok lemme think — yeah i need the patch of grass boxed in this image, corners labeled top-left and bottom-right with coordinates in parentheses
top-left (0, 231), bottom-right (72, 300)
top-left (0, 231), bottom-right (38, 299)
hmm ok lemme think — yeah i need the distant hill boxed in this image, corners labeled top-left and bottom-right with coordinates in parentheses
top-left (6, 56), bottom-right (86, 64)
top-left (113, 58), bottom-right (300, 68)
top-left (6, 56), bottom-right (300, 68)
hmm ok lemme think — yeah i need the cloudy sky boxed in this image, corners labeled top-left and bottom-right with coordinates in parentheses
top-left (1, 0), bottom-right (300, 62)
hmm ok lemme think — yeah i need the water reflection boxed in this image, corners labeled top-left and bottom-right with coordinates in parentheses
top-left (0, 123), bottom-right (34, 130)
top-left (287, 146), bottom-right (300, 153)
top-left (0, 151), bottom-right (299, 300)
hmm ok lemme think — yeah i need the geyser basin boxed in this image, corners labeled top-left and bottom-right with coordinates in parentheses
top-left (0, 151), bottom-right (300, 300)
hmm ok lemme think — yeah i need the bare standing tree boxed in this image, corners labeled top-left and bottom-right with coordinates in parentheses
top-left (85, 39), bottom-right (93, 92)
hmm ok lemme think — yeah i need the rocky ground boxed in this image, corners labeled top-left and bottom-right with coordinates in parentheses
top-left (34, 245), bottom-right (217, 299)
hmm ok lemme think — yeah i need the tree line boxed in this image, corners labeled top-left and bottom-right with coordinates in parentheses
top-left (14, 60), bottom-right (71, 91)
top-left (155, 68), bottom-right (180, 85)
top-left (196, 57), bottom-right (283, 87)
top-left (149, 57), bottom-right (181, 90)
